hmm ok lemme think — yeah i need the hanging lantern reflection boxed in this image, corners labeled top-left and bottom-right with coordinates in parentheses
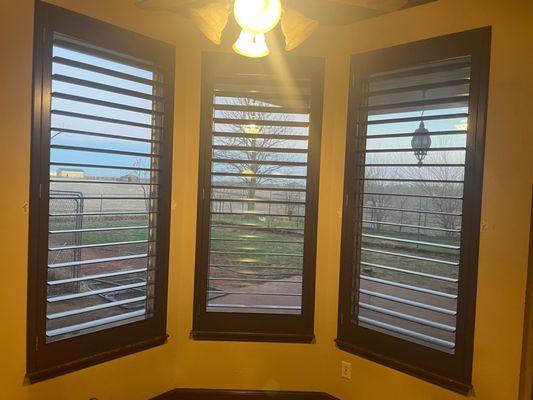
top-left (411, 121), bottom-right (431, 166)
top-left (245, 124), bottom-right (260, 134)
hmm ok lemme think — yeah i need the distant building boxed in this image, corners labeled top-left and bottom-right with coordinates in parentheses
top-left (119, 173), bottom-right (140, 182)
top-left (57, 168), bottom-right (85, 178)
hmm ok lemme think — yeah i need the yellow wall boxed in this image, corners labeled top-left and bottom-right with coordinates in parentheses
top-left (0, 0), bottom-right (531, 399)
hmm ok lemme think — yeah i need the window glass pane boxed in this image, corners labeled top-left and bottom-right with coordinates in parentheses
top-left (353, 56), bottom-right (472, 353)
top-left (46, 35), bottom-right (163, 341)
top-left (206, 76), bottom-right (313, 315)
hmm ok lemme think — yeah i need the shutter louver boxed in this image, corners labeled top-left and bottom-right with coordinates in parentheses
top-left (45, 35), bottom-right (164, 341)
top-left (353, 56), bottom-right (472, 353)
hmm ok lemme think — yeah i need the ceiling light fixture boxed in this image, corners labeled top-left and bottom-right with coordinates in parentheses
top-left (233, 0), bottom-right (282, 34)
top-left (138, 0), bottom-right (431, 59)
top-left (233, 30), bottom-right (270, 58)
top-left (233, 0), bottom-right (282, 58)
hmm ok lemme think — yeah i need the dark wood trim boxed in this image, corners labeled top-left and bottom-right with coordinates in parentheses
top-left (192, 52), bottom-right (324, 342)
top-left (151, 388), bottom-right (339, 400)
top-left (191, 330), bottom-right (314, 343)
top-left (27, 335), bottom-right (168, 383)
top-left (27, 0), bottom-right (175, 382)
top-left (335, 339), bottom-right (471, 395)
top-left (27, 0), bottom-right (46, 385)
top-left (336, 27), bottom-right (492, 393)
top-left (519, 193), bottom-right (533, 400)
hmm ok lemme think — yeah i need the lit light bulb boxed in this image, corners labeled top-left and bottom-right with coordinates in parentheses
top-left (233, 30), bottom-right (269, 58)
top-left (233, 0), bottom-right (282, 34)
top-left (245, 123), bottom-right (260, 134)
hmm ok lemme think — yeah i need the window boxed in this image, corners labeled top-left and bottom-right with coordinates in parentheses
top-left (27, 2), bottom-right (174, 382)
top-left (193, 53), bottom-right (324, 341)
top-left (336, 28), bottom-right (491, 393)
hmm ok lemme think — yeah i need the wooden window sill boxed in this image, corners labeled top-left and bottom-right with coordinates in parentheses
top-left (335, 338), bottom-right (473, 395)
top-left (191, 330), bottom-right (315, 344)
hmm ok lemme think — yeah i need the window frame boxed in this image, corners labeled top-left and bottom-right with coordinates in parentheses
top-left (192, 52), bottom-right (324, 343)
top-left (27, 1), bottom-right (175, 382)
top-left (336, 27), bottom-right (491, 394)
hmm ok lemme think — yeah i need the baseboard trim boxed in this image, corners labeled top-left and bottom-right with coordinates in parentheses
top-left (151, 388), bottom-right (339, 400)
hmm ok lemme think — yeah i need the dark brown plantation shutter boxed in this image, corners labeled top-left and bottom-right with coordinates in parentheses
top-left (45, 35), bottom-right (164, 340)
top-left (28, 2), bottom-right (174, 381)
top-left (337, 28), bottom-right (490, 393)
top-left (208, 76), bottom-right (312, 314)
top-left (354, 56), bottom-right (471, 352)
top-left (193, 53), bottom-right (324, 341)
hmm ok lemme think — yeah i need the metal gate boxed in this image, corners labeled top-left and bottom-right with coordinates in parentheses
top-left (48, 190), bottom-right (84, 290)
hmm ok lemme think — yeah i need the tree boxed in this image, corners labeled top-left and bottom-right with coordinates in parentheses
top-left (132, 158), bottom-right (152, 213)
top-left (365, 166), bottom-right (394, 231)
top-left (400, 136), bottom-right (464, 240)
top-left (215, 96), bottom-right (304, 216)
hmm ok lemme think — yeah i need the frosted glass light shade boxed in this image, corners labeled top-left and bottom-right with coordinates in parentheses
top-left (233, 30), bottom-right (270, 58)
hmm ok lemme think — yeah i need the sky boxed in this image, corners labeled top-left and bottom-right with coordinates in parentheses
top-left (50, 45), bottom-right (155, 177)
top-left (50, 44), bottom-right (469, 181)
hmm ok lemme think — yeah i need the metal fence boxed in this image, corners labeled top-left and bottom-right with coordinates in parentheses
top-left (48, 190), bottom-right (84, 291)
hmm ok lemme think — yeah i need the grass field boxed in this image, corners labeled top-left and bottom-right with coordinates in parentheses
top-left (48, 179), bottom-right (460, 297)
top-left (49, 210), bottom-right (459, 294)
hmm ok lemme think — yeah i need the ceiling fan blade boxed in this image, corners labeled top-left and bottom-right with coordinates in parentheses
top-left (326, 0), bottom-right (408, 12)
top-left (135, 0), bottom-right (209, 14)
top-left (284, 0), bottom-right (383, 25)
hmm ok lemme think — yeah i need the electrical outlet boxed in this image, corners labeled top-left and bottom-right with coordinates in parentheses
top-left (341, 361), bottom-right (351, 379)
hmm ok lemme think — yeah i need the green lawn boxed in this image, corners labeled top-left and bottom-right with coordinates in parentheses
top-left (360, 227), bottom-right (460, 294)
top-left (209, 214), bottom-right (305, 281)
top-left (49, 214), bottom-right (460, 293)
top-left (49, 217), bottom-right (149, 246)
